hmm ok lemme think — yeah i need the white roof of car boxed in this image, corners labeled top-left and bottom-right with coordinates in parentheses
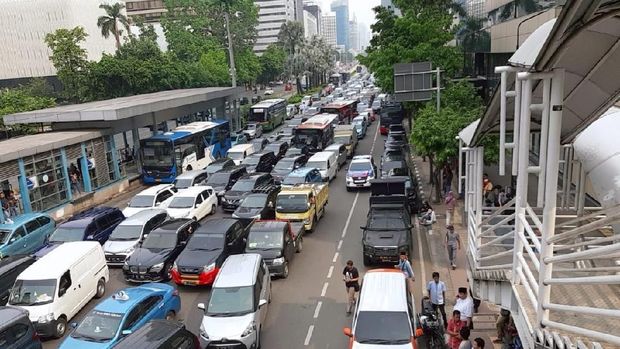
top-left (175, 170), bottom-right (208, 180)
top-left (325, 144), bottom-right (344, 151)
top-left (174, 186), bottom-right (213, 197)
top-left (18, 242), bottom-right (102, 280)
top-left (228, 143), bottom-right (254, 152)
top-left (214, 254), bottom-right (262, 288)
top-left (137, 184), bottom-right (174, 196)
top-left (352, 155), bottom-right (372, 161)
top-left (357, 270), bottom-right (407, 312)
top-left (308, 151), bottom-right (335, 162)
top-left (122, 209), bottom-right (167, 224)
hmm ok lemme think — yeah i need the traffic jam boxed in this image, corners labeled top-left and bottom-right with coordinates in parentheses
top-left (0, 70), bottom-right (423, 349)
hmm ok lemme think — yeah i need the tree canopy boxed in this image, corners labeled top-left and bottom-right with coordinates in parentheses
top-left (97, 3), bottom-right (130, 50)
top-left (44, 27), bottom-right (90, 102)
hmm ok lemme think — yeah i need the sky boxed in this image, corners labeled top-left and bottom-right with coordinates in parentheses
top-left (316, 0), bottom-right (380, 29)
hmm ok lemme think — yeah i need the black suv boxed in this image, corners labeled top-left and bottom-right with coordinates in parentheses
top-left (361, 181), bottom-right (412, 266)
top-left (245, 220), bottom-right (304, 278)
top-left (113, 320), bottom-right (199, 349)
top-left (265, 141), bottom-right (290, 160)
top-left (172, 218), bottom-right (251, 286)
top-left (205, 165), bottom-right (248, 198)
top-left (205, 158), bottom-right (235, 175)
top-left (123, 219), bottom-right (198, 282)
top-left (241, 151), bottom-right (278, 174)
top-left (271, 154), bottom-right (308, 184)
top-left (232, 186), bottom-right (280, 220)
top-left (0, 256), bottom-right (35, 305)
top-left (221, 173), bottom-right (274, 212)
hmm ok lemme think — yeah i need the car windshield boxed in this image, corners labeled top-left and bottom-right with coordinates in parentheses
top-left (141, 232), bottom-right (177, 249)
top-left (228, 152), bottom-right (245, 160)
top-left (242, 157), bottom-right (261, 166)
top-left (240, 195), bottom-right (267, 208)
top-left (388, 134), bottom-right (405, 142)
top-left (306, 161), bottom-right (326, 170)
top-left (245, 124), bottom-right (257, 130)
top-left (265, 145), bottom-right (280, 153)
top-left (109, 225), bottom-right (143, 241)
top-left (174, 178), bottom-right (193, 189)
top-left (206, 162), bottom-right (228, 174)
top-left (129, 195), bottom-right (154, 208)
top-left (9, 279), bottom-right (56, 306)
top-left (207, 286), bottom-right (254, 316)
top-left (207, 173), bottom-right (230, 185)
top-left (349, 162), bottom-right (371, 172)
top-left (276, 194), bottom-right (309, 213)
top-left (354, 311), bottom-right (411, 344)
top-left (247, 230), bottom-right (283, 250)
top-left (274, 159), bottom-right (295, 171)
top-left (0, 229), bottom-right (10, 244)
top-left (168, 196), bottom-right (195, 209)
top-left (49, 227), bottom-right (85, 243)
top-left (231, 180), bottom-right (256, 192)
top-left (72, 310), bottom-right (123, 342)
top-left (282, 175), bottom-right (306, 185)
top-left (334, 136), bottom-right (350, 144)
top-left (187, 234), bottom-right (223, 251)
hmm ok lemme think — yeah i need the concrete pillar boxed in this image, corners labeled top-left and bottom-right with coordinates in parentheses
top-left (132, 128), bottom-right (142, 174)
top-left (59, 148), bottom-right (73, 201)
top-left (109, 136), bottom-right (121, 180)
top-left (80, 143), bottom-right (93, 192)
top-left (17, 159), bottom-right (32, 213)
top-left (122, 131), bottom-right (129, 149)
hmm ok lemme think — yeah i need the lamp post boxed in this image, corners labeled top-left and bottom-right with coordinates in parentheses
top-left (224, 10), bottom-right (237, 88)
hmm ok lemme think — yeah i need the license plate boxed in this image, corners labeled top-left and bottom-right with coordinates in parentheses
top-left (155, 179), bottom-right (161, 182)
top-left (354, 181), bottom-right (365, 184)
top-left (379, 256), bottom-right (393, 261)
top-left (183, 280), bottom-right (197, 285)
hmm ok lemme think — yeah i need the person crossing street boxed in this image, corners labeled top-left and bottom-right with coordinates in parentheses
top-left (342, 260), bottom-right (360, 315)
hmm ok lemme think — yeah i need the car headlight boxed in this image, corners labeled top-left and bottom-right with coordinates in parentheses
top-left (122, 260), bottom-right (129, 270)
top-left (38, 313), bottom-right (54, 323)
top-left (252, 214), bottom-right (262, 219)
top-left (151, 262), bottom-right (164, 272)
top-left (241, 321), bottom-right (257, 337)
top-left (123, 246), bottom-right (135, 255)
top-left (303, 218), bottom-right (311, 224)
top-left (203, 263), bottom-right (216, 272)
top-left (200, 323), bottom-right (209, 339)
top-left (272, 257), bottom-right (285, 265)
top-left (346, 176), bottom-right (352, 181)
top-left (221, 197), bottom-right (227, 203)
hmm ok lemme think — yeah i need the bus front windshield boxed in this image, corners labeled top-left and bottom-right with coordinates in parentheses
top-left (141, 141), bottom-right (173, 168)
top-left (249, 108), bottom-right (267, 123)
top-left (295, 129), bottom-right (321, 146)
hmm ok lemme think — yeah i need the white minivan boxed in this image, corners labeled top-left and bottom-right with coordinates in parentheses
top-left (198, 254), bottom-right (271, 349)
top-left (9, 241), bottom-right (109, 338)
top-left (306, 151), bottom-right (338, 182)
top-left (227, 144), bottom-right (256, 165)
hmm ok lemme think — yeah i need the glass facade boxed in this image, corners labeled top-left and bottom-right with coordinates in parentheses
top-left (23, 150), bottom-right (69, 212)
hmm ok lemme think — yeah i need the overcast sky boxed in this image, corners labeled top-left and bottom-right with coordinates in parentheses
top-left (315, 0), bottom-right (380, 29)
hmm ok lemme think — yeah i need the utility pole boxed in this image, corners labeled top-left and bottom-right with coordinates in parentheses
top-left (224, 10), bottom-right (237, 88)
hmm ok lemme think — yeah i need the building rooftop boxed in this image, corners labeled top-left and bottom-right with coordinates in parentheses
top-left (0, 130), bottom-right (105, 163)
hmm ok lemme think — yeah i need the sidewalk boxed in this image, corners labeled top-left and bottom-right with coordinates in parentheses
top-left (411, 154), bottom-right (502, 349)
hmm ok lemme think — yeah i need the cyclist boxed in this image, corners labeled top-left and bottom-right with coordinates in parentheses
top-left (342, 260), bottom-right (360, 315)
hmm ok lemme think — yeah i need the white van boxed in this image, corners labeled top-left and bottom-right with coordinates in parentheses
top-left (306, 151), bottom-right (338, 182)
top-left (343, 269), bottom-right (421, 348)
top-left (227, 144), bottom-right (256, 165)
top-left (9, 241), bottom-right (109, 338)
top-left (198, 254), bottom-right (271, 348)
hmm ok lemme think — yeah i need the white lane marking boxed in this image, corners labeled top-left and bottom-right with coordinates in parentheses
top-left (370, 118), bottom-right (380, 154)
top-left (332, 252), bottom-right (339, 263)
top-left (337, 239), bottom-right (343, 250)
top-left (327, 265), bottom-right (334, 278)
top-left (416, 222), bottom-right (427, 293)
top-left (321, 282), bottom-right (329, 297)
top-left (341, 192), bottom-right (359, 238)
top-left (314, 301), bottom-right (323, 318)
top-left (304, 325), bottom-right (314, 346)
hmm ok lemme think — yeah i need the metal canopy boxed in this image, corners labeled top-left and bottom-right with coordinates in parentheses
top-left (471, 0), bottom-right (620, 146)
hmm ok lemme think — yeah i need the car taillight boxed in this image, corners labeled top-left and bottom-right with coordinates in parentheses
top-left (32, 329), bottom-right (39, 341)
top-left (173, 289), bottom-right (179, 296)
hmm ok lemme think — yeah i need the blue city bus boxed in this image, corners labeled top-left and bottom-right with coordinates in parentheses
top-left (140, 121), bottom-right (231, 184)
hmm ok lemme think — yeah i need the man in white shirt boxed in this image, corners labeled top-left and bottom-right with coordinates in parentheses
top-left (426, 272), bottom-right (447, 327)
top-left (454, 287), bottom-right (474, 329)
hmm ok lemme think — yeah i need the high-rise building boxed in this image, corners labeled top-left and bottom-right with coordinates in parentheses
top-left (303, 1), bottom-right (322, 35)
top-left (293, 0), bottom-right (304, 22)
top-left (465, 0), bottom-right (486, 18)
top-left (0, 0), bottom-right (117, 82)
top-left (254, 0), bottom-right (298, 54)
top-left (304, 10), bottom-right (318, 38)
top-left (125, 0), bottom-right (166, 23)
top-left (330, 0), bottom-right (349, 49)
top-left (380, 0), bottom-right (402, 16)
top-left (348, 17), bottom-right (359, 52)
top-left (321, 14), bottom-right (337, 46)
top-left (358, 22), bottom-right (371, 51)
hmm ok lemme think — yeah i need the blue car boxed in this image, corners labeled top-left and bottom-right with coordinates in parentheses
top-left (0, 213), bottom-right (55, 258)
top-left (352, 116), bottom-right (367, 139)
top-left (35, 207), bottom-right (124, 258)
top-left (281, 167), bottom-right (324, 186)
top-left (59, 283), bottom-right (181, 349)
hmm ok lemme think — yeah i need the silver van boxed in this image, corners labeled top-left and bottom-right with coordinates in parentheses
top-left (173, 170), bottom-right (210, 190)
top-left (197, 254), bottom-right (271, 348)
top-left (103, 209), bottom-right (168, 266)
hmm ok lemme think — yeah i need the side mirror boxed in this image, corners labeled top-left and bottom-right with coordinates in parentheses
top-left (155, 202), bottom-right (161, 207)
top-left (195, 204), bottom-right (200, 208)
top-left (268, 201), bottom-right (274, 208)
top-left (343, 327), bottom-right (353, 337)
top-left (121, 330), bottom-right (132, 336)
top-left (258, 299), bottom-right (268, 307)
top-left (197, 303), bottom-right (205, 310)
top-left (70, 322), bottom-right (78, 329)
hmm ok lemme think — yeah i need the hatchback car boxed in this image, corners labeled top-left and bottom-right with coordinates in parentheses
top-left (346, 155), bottom-right (377, 190)
top-left (123, 219), bottom-right (198, 282)
top-left (172, 169), bottom-right (209, 189)
top-left (112, 320), bottom-right (199, 349)
top-left (59, 284), bottom-right (181, 349)
top-left (243, 123), bottom-right (263, 139)
top-left (352, 115), bottom-right (368, 139)
top-left (163, 186), bottom-right (217, 221)
top-left (281, 167), bottom-right (323, 186)
top-left (123, 185), bottom-right (177, 217)
top-left (221, 173), bottom-right (274, 212)
top-left (0, 306), bottom-right (42, 349)
top-left (0, 213), bottom-right (55, 258)
top-left (232, 187), bottom-right (280, 220)
top-left (241, 151), bottom-right (277, 174)
top-left (204, 158), bottom-right (235, 175)
top-left (271, 155), bottom-right (308, 184)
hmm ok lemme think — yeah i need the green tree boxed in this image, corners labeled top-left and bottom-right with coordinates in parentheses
top-left (278, 21), bottom-right (307, 93)
top-left (235, 48), bottom-right (261, 85)
top-left (97, 2), bottom-right (131, 50)
top-left (0, 86), bottom-right (55, 135)
top-left (457, 17), bottom-right (490, 53)
top-left (199, 50), bottom-right (231, 86)
top-left (258, 44), bottom-right (286, 84)
top-left (44, 27), bottom-right (90, 102)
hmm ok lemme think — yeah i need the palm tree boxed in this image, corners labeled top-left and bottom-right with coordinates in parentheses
top-left (97, 3), bottom-right (130, 50)
top-left (278, 21), bottom-right (305, 55)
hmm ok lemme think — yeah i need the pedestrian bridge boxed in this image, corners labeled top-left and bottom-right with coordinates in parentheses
top-left (458, 1), bottom-right (620, 348)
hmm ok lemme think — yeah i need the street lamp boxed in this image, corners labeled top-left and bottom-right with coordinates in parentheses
top-left (224, 10), bottom-right (238, 87)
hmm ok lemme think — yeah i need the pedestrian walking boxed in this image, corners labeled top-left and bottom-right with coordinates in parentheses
top-left (443, 165), bottom-right (453, 196)
top-left (396, 251), bottom-right (415, 294)
top-left (7, 191), bottom-right (19, 217)
top-left (445, 225), bottom-right (461, 269)
top-left (447, 310), bottom-right (465, 349)
top-left (342, 260), bottom-right (360, 315)
top-left (0, 192), bottom-right (9, 219)
top-left (482, 174), bottom-right (493, 205)
top-left (454, 287), bottom-right (474, 329)
top-left (427, 272), bottom-right (448, 327)
top-left (445, 191), bottom-right (456, 225)
top-left (473, 338), bottom-right (485, 349)
top-left (459, 327), bottom-right (472, 349)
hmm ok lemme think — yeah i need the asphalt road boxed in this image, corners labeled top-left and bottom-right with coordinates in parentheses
top-left (42, 116), bottom-right (436, 349)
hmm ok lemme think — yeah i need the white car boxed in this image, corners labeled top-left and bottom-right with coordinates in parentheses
top-left (264, 89), bottom-right (274, 95)
top-left (243, 123), bottom-right (263, 139)
top-left (123, 184), bottom-right (177, 217)
top-left (163, 186), bottom-right (217, 220)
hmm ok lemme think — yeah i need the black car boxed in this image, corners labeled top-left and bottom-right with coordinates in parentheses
top-left (123, 219), bottom-right (198, 282)
top-left (245, 220), bottom-right (304, 278)
top-left (0, 306), bottom-right (42, 349)
top-left (205, 165), bottom-right (248, 198)
top-left (232, 186), bottom-right (280, 220)
top-left (381, 159), bottom-right (409, 177)
top-left (265, 141), bottom-right (290, 160)
top-left (221, 173), bottom-right (274, 212)
top-left (241, 151), bottom-right (278, 173)
top-left (271, 154), bottom-right (308, 184)
top-left (371, 176), bottom-right (418, 214)
top-left (113, 320), bottom-right (199, 349)
top-left (385, 132), bottom-right (408, 149)
top-left (251, 138), bottom-right (270, 152)
top-left (389, 124), bottom-right (406, 135)
top-left (171, 218), bottom-right (251, 286)
top-left (205, 158), bottom-right (235, 175)
top-left (0, 255), bottom-right (35, 305)
top-left (285, 144), bottom-right (310, 157)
